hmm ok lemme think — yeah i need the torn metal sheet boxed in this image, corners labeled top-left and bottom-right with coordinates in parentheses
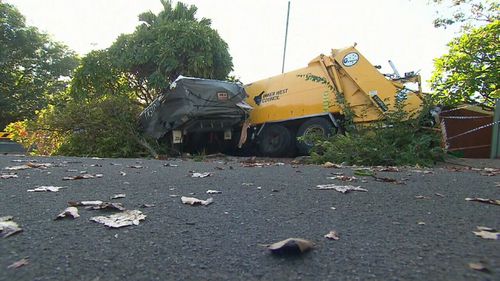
top-left (138, 76), bottom-right (251, 139)
top-left (91, 210), bottom-right (146, 228)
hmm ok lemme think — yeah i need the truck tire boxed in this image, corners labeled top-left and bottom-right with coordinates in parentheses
top-left (296, 117), bottom-right (336, 155)
top-left (258, 124), bottom-right (293, 157)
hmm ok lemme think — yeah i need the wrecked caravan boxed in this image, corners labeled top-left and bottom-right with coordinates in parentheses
top-left (138, 76), bottom-right (252, 153)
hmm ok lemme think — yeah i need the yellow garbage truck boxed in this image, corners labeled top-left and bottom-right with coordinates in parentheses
top-left (139, 45), bottom-right (424, 156)
top-left (244, 45), bottom-right (424, 155)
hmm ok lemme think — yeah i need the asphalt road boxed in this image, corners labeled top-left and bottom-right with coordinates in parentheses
top-left (0, 155), bottom-right (499, 281)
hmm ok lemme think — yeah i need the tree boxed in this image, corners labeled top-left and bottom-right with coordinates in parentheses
top-left (430, 20), bottom-right (499, 106)
top-left (106, 0), bottom-right (233, 105)
top-left (13, 0), bottom-right (234, 157)
top-left (430, 0), bottom-right (499, 29)
top-left (0, 3), bottom-right (79, 129)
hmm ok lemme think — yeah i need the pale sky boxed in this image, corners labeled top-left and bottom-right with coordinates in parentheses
top-left (5, 0), bottom-right (459, 90)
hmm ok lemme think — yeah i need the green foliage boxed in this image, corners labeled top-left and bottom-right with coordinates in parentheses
top-left (430, 21), bottom-right (499, 107)
top-left (310, 102), bottom-right (444, 166)
top-left (55, 95), bottom-right (147, 158)
top-left (0, 3), bottom-right (79, 129)
top-left (431, 0), bottom-right (499, 29)
top-left (106, 0), bottom-right (233, 105)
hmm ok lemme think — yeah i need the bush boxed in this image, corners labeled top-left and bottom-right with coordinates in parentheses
top-left (309, 102), bottom-right (444, 167)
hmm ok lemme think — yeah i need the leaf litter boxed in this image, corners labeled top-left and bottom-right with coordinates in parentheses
top-left (473, 226), bottom-right (499, 240)
top-left (0, 216), bottom-right (22, 238)
top-left (0, 174), bottom-right (18, 179)
top-left (324, 230), bottom-right (340, 240)
top-left (55, 207), bottom-right (80, 220)
top-left (181, 196), bottom-right (213, 206)
top-left (316, 184), bottom-right (367, 193)
top-left (7, 258), bottom-right (29, 269)
top-left (466, 197), bottom-right (500, 206)
top-left (63, 174), bottom-right (103, 180)
top-left (91, 210), bottom-right (146, 228)
top-left (27, 186), bottom-right (65, 192)
top-left (190, 172), bottom-right (212, 178)
top-left (265, 238), bottom-right (314, 255)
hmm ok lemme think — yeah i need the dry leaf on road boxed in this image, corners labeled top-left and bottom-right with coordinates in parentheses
top-left (468, 262), bottom-right (490, 273)
top-left (328, 175), bottom-right (357, 182)
top-left (91, 210), bottom-right (146, 228)
top-left (316, 184), bottom-right (368, 193)
top-left (322, 162), bottom-right (341, 168)
top-left (465, 197), bottom-right (500, 206)
top-left (27, 186), bottom-right (65, 192)
top-left (206, 190), bottom-right (222, 194)
top-left (191, 172), bottom-right (212, 178)
top-left (266, 238), bottom-right (314, 255)
top-left (473, 226), bottom-right (499, 240)
top-left (63, 174), bottom-right (103, 180)
top-left (324, 231), bottom-right (340, 240)
top-left (0, 216), bottom-right (22, 238)
top-left (7, 258), bottom-right (29, 269)
top-left (0, 174), bottom-right (18, 179)
top-left (111, 194), bottom-right (126, 199)
top-left (68, 200), bottom-right (104, 207)
top-left (55, 207), bottom-right (80, 220)
top-left (88, 202), bottom-right (126, 211)
top-left (181, 196), bottom-right (213, 206)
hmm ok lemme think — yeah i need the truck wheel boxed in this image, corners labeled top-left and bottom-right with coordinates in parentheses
top-left (258, 124), bottom-right (293, 157)
top-left (296, 117), bottom-right (336, 155)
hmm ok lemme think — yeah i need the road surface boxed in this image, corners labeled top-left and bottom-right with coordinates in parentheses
top-left (0, 155), bottom-right (498, 281)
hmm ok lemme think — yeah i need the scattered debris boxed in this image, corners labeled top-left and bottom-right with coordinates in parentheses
top-left (316, 184), bottom-right (367, 193)
top-left (181, 196), bottom-right (213, 206)
top-left (4, 165), bottom-right (30, 171)
top-left (417, 221), bottom-right (426, 225)
top-left (214, 166), bottom-right (225, 170)
top-left (271, 189), bottom-right (280, 193)
top-left (190, 172), bottom-right (212, 178)
top-left (90, 164), bottom-right (102, 167)
top-left (322, 162), bottom-right (341, 168)
top-left (375, 166), bottom-right (400, 172)
top-left (466, 197), bottom-right (500, 206)
top-left (435, 193), bottom-right (445, 198)
top-left (63, 174), bottom-right (103, 180)
top-left (415, 195), bottom-right (430, 199)
top-left (324, 230), bottom-right (340, 240)
top-left (372, 175), bottom-right (405, 184)
top-left (89, 202), bottom-right (126, 211)
top-left (120, 171), bottom-right (127, 176)
top-left (480, 168), bottom-right (500, 176)
top-left (473, 226), bottom-right (499, 240)
top-left (163, 163), bottom-right (179, 167)
top-left (328, 175), bottom-right (357, 182)
top-left (468, 262), bottom-right (491, 273)
top-left (5, 162), bottom-right (52, 170)
top-left (55, 207), bottom-right (80, 220)
top-left (140, 203), bottom-right (155, 208)
top-left (7, 258), bottom-right (29, 269)
top-left (27, 186), bottom-right (65, 192)
top-left (0, 174), bottom-right (18, 179)
top-left (91, 210), bottom-right (146, 228)
top-left (242, 182), bottom-right (254, 186)
top-left (68, 200), bottom-right (103, 207)
top-left (266, 238), bottom-right (314, 255)
top-left (111, 194), bottom-right (126, 200)
top-left (128, 165), bottom-right (143, 169)
top-left (206, 190), bottom-right (222, 194)
top-left (354, 169), bottom-right (375, 177)
top-left (0, 216), bottom-right (22, 238)
top-left (330, 207), bottom-right (336, 210)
